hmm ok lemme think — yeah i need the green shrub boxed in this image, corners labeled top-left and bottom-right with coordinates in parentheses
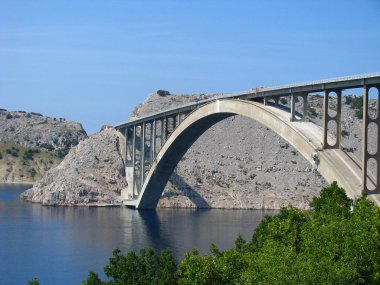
top-left (157, 90), bottom-right (170, 96)
top-left (355, 108), bottom-right (363, 119)
top-left (280, 97), bottom-right (288, 105)
top-left (350, 96), bottom-right (363, 110)
top-left (40, 143), bottom-right (55, 151)
top-left (341, 129), bottom-right (349, 137)
top-left (308, 107), bottom-right (317, 117)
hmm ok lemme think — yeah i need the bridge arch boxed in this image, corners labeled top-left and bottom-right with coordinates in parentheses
top-left (134, 99), bottom-right (365, 208)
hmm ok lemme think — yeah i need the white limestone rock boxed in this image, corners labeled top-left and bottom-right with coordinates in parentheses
top-left (20, 128), bottom-right (127, 206)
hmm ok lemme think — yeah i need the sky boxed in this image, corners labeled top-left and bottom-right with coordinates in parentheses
top-left (1, 0), bottom-right (380, 134)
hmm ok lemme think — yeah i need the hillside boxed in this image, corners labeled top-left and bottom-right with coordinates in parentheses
top-left (21, 128), bottom-right (127, 205)
top-left (0, 109), bottom-right (87, 183)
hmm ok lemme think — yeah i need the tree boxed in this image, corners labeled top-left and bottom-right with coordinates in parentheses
top-left (82, 271), bottom-right (103, 285)
top-left (82, 248), bottom-right (178, 285)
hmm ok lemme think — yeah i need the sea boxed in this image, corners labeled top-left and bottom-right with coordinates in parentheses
top-left (0, 184), bottom-right (277, 285)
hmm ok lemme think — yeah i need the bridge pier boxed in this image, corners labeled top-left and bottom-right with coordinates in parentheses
top-left (290, 93), bottom-right (308, 122)
top-left (323, 89), bottom-right (342, 149)
top-left (264, 96), bottom-right (280, 107)
top-left (122, 110), bottom-right (190, 205)
top-left (362, 84), bottom-right (380, 194)
top-left (121, 125), bottom-right (137, 200)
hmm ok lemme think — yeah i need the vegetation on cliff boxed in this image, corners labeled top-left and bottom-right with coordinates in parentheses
top-left (76, 182), bottom-right (380, 285)
top-left (0, 108), bottom-right (87, 183)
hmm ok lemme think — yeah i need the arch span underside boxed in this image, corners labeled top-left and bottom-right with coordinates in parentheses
top-left (134, 99), bottom-right (379, 209)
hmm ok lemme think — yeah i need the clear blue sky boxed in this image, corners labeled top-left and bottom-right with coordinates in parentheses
top-left (1, 0), bottom-right (379, 134)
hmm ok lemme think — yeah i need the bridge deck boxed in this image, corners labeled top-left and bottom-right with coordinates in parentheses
top-left (115, 72), bottom-right (380, 129)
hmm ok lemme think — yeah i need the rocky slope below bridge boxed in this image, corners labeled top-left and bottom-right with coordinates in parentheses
top-left (0, 108), bottom-right (87, 183)
top-left (133, 92), bottom-right (328, 209)
top-left (20, 128), bottom-right (127, 205)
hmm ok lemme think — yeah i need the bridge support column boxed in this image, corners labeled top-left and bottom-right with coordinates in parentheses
top-left (301, 94), bottom-right (308, 122)
top-left (123, 125), bottom-right (137, 199)
top-left (162, 117), bottom-right (167, 144)
top-left (362, 84), bottom-right (380, 194)
top-left (151, 119), bottom-right (156, 161)
top-left (140, 123), bottom-right (146, 190)
top-left (323, 89), bottom-right (342, 149)
top-left (290, 94), bottom-right (308, 122)
top-left (176, 113), bottom-right (180, 127)
top-left (290, 94), bottom-right (296, 121)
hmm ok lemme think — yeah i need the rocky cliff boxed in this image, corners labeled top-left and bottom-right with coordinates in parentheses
top-left (0, 109), bottom-right (87, 182)
top-left (20, 128), bottom-right (127, 205)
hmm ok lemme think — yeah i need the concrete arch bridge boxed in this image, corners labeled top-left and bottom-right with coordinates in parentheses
top-left (115, 73), bottom-right (380, 209)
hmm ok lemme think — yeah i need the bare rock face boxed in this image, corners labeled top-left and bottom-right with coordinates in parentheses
top-left (0, 109), bottom-right (87, 149)
top-left (132, 92), bottom-right (327, 209)
top-left (20, 128), bottom-right (127, 206)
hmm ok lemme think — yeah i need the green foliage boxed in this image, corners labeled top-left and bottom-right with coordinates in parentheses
top-left (29, 168), bottom-right (37, 178)
top-left (351, 96), bottom-right (363, 110)
top-left (63, 138), bottom-right (78, 148)
top-left (355, 108), bottom-right (364, 119)
top-left (23, 149), bottom-right (35, 161)
top-left (350, 96), bottom-right (364, 119)
top-left (178, 248), bottom-right (247, 285)
top-left (341, 129), bottom-right (350, 137)
top-left (280, 97), bottom-right (288, 105)
top-left (82, 271), bottom-right (103, 285)
top-left (27, 278), bottom-right (39, 285)
top-left (308, 107), bottom-right (317, 117)
top-left (309, 181), bottom-right (352, 218)
top-left (40, 143), bottom-right (55, 151)
top-left (157, 90), bottom-right (170, 96)
top-left (82, 248), bottom-right (178, 285)
top-left (57, 148), bottom-right (69, 158)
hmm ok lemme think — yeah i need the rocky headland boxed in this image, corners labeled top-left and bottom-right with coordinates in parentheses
top-left (0, 109), bottom-right (87, 183)
top-left (20, 128), bottom-right (127, 205)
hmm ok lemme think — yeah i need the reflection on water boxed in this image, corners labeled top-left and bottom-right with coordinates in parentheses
top-left (0, 184), bottom-right (277, 285)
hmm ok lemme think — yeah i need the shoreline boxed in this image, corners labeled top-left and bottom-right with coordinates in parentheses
top-left (0, 181), bottom-right (34, 186)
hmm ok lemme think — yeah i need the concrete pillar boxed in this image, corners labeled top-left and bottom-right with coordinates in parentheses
top-left (152, 119), bottom-right (156, 161)
top-left (290, 94), bottom-right (296, 122)
top-left (362, 84), bottom-right (380, 194)
top-left (362, 84), bottom-right (369, 194)
top-left (302, 94), bottom-right (308, 122)
top-left (140, 123), bottom-right (145, 193)
top-left (162, 117), bottom-right (167, 144)
top-left (176, 113), bottom-right (180, 127)
top-left (323, 90), bottom-right (329, 148)
top-left (336, 90), bottom-right (342, 149)
top-left (323, 90), bottom-right (342, 149)
top-left (263, 97), bottom-right (268, 106)
top-left (132, 125), bottom-right (137, 197)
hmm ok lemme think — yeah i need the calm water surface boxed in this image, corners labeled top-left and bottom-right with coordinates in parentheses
top-left (0, 184), bottom-right (277, 285)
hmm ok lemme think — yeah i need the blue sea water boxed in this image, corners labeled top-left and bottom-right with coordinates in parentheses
top-left (0, 184), bottom-right (276, 285)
